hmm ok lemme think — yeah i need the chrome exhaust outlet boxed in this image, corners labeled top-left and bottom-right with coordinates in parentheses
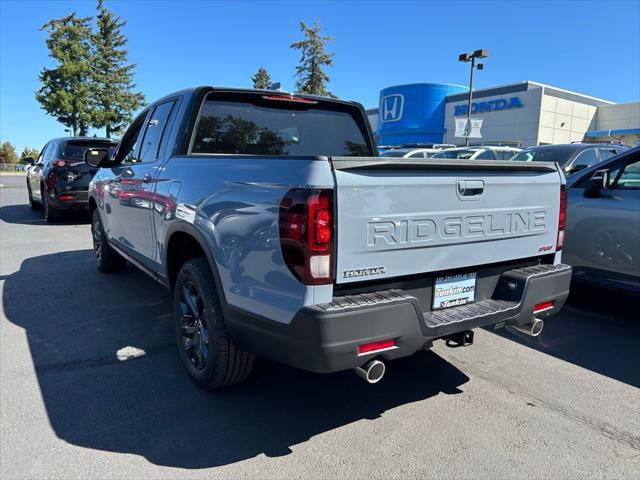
top-left (511, 317), bottom-right (544, 337)
top-left (354, 359), bottom-right (386, 384)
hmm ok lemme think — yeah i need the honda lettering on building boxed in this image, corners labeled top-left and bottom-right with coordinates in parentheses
top-left (454, 96), bottom-right (524, 116)
top-left (380, 94), bottom-right (404, 122)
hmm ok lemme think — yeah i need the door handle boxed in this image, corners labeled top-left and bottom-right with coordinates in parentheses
top-left (142, 173), bottom-right (152, 183)
top-left (457, 180), bottom-right (484, 197)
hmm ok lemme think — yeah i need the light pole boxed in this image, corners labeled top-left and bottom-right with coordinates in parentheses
top-left (458, 49), bottom-right (488, 146)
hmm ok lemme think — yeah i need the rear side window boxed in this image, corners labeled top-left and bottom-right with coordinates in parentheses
top-left (512, 147), bottom-right (575, 163)
top-left (475, 150), bottom-right (495, 160)
top-left (598, 148), bottom-right (618, 161)
top-left (571, 148), bottom-right (598, 169)
top-left (191, 97), bottom-right (371, 157)
top-left (63, 140), bottom-right (117, 160)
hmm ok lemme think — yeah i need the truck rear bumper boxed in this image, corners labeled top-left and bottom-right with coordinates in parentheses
top-left (226, 264), bottom-right (571, 373)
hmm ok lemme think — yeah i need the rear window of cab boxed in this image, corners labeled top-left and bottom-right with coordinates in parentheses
top-left (191, 95), bottom-right (372, 157)
top-left (63, 140), bottom-right (118, 159)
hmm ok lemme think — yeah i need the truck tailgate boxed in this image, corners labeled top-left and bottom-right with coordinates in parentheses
top-left (330, 157), bottom-right (562, 284)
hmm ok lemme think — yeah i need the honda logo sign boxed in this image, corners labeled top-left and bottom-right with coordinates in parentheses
top-left (380, 94), bottom-right (404, 122)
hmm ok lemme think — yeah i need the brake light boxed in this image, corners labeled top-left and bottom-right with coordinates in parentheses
top-left (262, 94), bottom-right (318, 104)
top-left (54, 160), bottom-right (67, 168)
top-left (58, 194), bottom-right (74, 202)
top-left (279, 189), bottom-right (334, 285)
top-left (557, 185), bottom-right (567, 250)
top-left (358, 339), bottom-right (395, 355)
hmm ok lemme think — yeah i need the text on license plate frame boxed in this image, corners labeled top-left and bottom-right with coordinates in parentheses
top-left (432, 272), bottom-right (477, 310)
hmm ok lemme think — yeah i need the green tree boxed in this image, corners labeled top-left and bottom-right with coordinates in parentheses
top-left (36, 13), bottom-right (95, 136)
top-left (92, 0), bottom-right (145, 138)
top-left (290, 20), bottom-right (335, 97)
top-left (20, 146), bottom-right (41, 161)
top-left (0, 142), bottom-right (19, 164)
top-left (251, 67), bottom-right (272, 89)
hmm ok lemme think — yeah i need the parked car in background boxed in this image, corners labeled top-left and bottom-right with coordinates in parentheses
top-left (23, 137), bottom-right (118, 222)
top-left (431, 146), bottom-right (521, 160)
top-left (511, 143), bottom-right (630, 175)
top-left (563, 146), bottom-right (640, 293)
top-left (380, 143), bottom-right (455, 158)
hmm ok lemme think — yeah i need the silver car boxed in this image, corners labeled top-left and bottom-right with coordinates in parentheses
top-left (563, 146), bottom-right (640, 293)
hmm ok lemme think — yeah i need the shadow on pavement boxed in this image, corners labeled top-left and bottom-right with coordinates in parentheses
top-left (491, 283), bottom-right (640, 388)
top-left (0, 203), bottom-right (90, 225)
top-left (3, 249), bottom-right (469, 469)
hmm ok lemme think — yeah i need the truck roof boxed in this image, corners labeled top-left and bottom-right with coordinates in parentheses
top-left (154, 86), bottom-right (363, 109)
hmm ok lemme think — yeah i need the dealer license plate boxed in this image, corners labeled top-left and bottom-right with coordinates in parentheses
top-left (432, 273), bottom-right (477, 310)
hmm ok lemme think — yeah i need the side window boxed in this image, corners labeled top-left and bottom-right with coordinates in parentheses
top-left (598, 148), bottom-right (617, 161)
top-left (408, 151), bottom-right (423, 158)
top-left (37, 143), bottom-right (49, 164)
top-left (611, 158), bottom-right (640, 190)
top-left (45, 142), bottom-right (59, 165)
top-left (476, 149), bottom-right (495, 160)
top-left (138, 101), bottom-right (176, 163)
top-left (571, 148), bottom-right (598, 169)
top-left (118, 111), bottom-right (149, 165)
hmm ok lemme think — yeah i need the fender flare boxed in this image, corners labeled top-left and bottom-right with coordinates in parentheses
top-left (164, 221), bottom-right (228, 305)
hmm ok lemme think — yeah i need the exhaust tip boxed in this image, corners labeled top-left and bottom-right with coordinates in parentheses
top-left (530, 318), bottom-right (544, 336)
top-left (354, 359), bottom-right (386, 384)
top-left (510, 318), bottom-right (544, 337)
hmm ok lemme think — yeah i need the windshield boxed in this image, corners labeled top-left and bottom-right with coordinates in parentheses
top-left (432, 148), bottom-right (479, 159)
top-left (380, 150), bottom-right (408, 157)
top-left (192, 98), bottom-right (371, 157)
top-left (63, 140), bottom-right (118, 159)
top-left (512, 147), bottom-right (575, 163)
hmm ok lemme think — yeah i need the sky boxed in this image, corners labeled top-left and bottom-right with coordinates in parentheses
top-left (1, 0), bottom-right (639, 153)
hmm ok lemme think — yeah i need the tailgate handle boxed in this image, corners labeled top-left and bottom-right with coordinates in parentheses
top-left (458, 180), bottom-right (484, 197)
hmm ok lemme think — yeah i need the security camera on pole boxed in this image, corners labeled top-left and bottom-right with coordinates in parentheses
top-left (458, 49), bottom-right (488, 146)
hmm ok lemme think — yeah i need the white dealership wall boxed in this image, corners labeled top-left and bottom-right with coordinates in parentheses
top-left (442, 81), bottom-right (614, 147)
top-left (585, 102), bottom-right (640, 145)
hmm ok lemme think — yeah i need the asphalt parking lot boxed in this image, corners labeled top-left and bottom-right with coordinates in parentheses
top-left (1, 173), bottom-right (639, 479)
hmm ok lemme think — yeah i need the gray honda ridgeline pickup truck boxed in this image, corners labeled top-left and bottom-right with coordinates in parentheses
top-left (85, 87), bottom-right (571, 389)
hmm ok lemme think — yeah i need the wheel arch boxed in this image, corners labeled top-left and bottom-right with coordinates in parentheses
top-left (164, 222), bottom-right (227, 304)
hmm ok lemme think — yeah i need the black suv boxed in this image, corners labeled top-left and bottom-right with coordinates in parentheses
top-left (511, 142), bottom-right (630, 175)
top-left (24, 137), bottom-right (118, 222)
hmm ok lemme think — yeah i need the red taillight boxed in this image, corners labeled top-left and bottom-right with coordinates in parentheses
top-left (279, 189), bottom-right (334, 285)
top-left (58, 194), bottom-right (74, 202)
top-left (534, 301), bottom-right (554, 313)
top-left (54, 160), bottom-right (67, 168)
top-left (358, 339), bottom-right (395, 355)
top-left (557, 185), bottom-right (567, 250)
top-left (261, 94), bottom-right (318, 104)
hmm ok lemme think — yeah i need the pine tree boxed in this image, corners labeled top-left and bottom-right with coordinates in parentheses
top-left (36, 13), bottom-right (95, 136)
top-left (0, 142), bottom-right (19, 164)
top-left (290, 20), bottom-right (335, 97)
top-left (92, 0), bottom-right (145, 138)
top-left (251, 67), bottom-right (272, 89)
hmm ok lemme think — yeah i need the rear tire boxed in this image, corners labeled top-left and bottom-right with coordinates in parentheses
top-left (92, 209), bottom-right (127, 273)
top-left (42, 187), bottom-right (60, 222)
top-left (174, 258), bottom-right (254, 390)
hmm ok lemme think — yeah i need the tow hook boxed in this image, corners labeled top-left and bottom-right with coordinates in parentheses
top-left (445, 330), bottom-right (474, 347)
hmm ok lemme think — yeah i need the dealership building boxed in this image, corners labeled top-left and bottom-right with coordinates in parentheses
top-left (368, 81), bottom-right (640, 148)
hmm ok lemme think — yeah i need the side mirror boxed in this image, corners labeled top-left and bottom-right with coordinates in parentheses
top-left (84, 148), bottom-right (111, 168)
top-left (566, 164), bottom-right (587, 175)
top-left (21, 156), bottom-right (35, 166)
top-left (585, 169), bottom-right (609, 197)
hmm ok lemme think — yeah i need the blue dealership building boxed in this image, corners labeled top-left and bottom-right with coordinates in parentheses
top-left (367, 81), bottom-right (640, 148)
